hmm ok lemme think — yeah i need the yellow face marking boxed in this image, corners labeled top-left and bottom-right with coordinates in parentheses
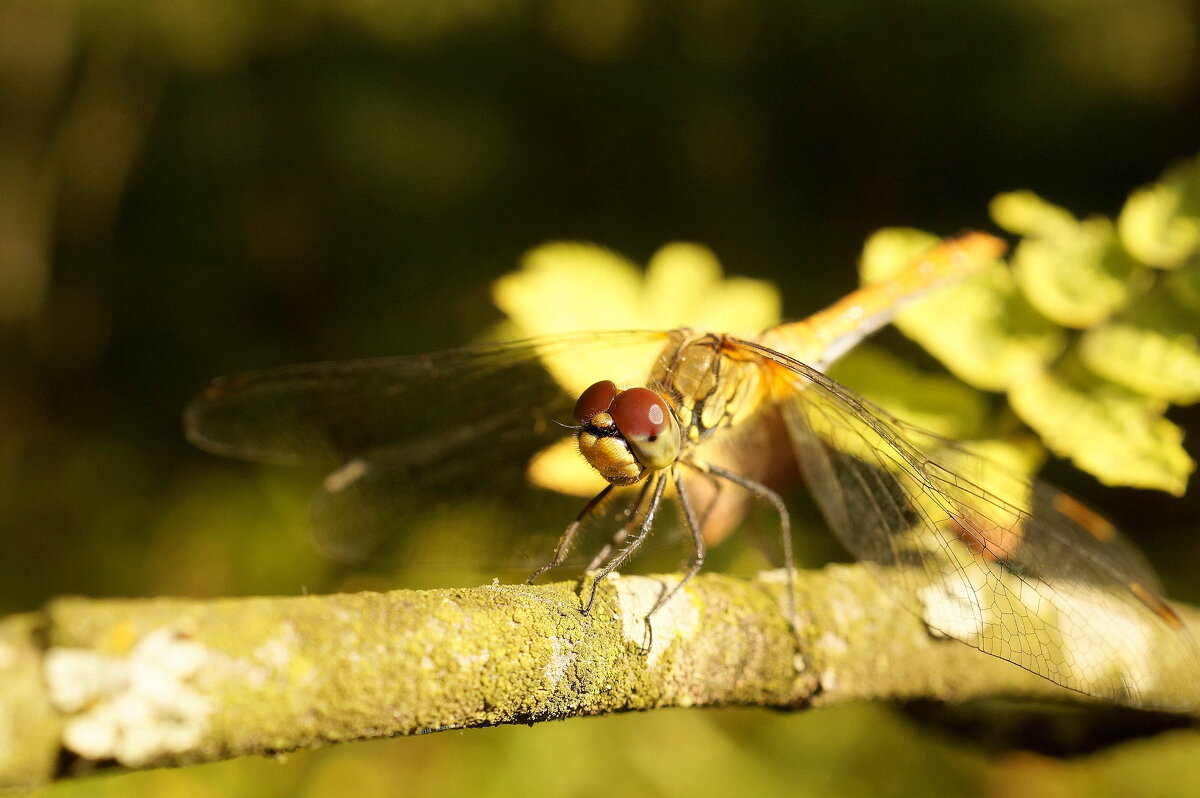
top-left (577, 431), bottom-right (642, 485)
top-left (590, 412), bottom-right (615, 430)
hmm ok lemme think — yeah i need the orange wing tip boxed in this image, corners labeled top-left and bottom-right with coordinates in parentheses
top-left (1052, 493), bottom-right (1117, 542)
top-left (1128, 581), bottom-right (1186, 630)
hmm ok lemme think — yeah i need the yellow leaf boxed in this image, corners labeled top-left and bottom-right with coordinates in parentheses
top-left (1020, 223), bottom-right (1143, 328)
top-left (990, 190), bottom-right (1077, 237)
top-left (992, 192), bottom-right (1143, 328)
top-left (1008, 360), bottom-right (1194, 495)
top-left (642, 243), bottom-right (782, 335)
top-left (827, 345), bottom-right (989, 440)
top-left (491, 242), bottom-right (645, 336)
top-left (493, 241), bottom-right (781, 341)
top-left (1118, 156), bottom-right (1200, 269)
top-left (860, 228), bottom-right (1064, 392)
top-left (1079, 297), bottom-right (1200, 404)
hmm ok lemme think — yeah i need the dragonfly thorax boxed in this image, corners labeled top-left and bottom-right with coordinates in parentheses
top-left (573, 380), bottom-right (682, 485)
top-left (652, 332), bottom-right (766, 439)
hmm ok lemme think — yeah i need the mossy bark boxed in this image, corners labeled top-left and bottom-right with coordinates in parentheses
top-left (2, 566), bottom-right (1195, 791)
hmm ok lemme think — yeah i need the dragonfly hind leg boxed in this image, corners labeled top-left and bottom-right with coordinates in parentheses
top-left (698, 462), bottom-right (796, 628)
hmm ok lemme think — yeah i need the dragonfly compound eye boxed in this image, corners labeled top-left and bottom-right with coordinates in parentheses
top-left (608, 387), bottom-right (681, 471)
top-left (573, 379), bottom-right (619, 425)
top-left (572, 382), bottom-right (681, 485)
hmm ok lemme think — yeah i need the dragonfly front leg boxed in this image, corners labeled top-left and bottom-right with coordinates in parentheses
top-left (582, 472), bottom-right (669, 614)
top-left (642, 469), bottom-right (707, 619)
top-left (585, 476), bottom-right (659, 572)
top-left (527, 483), bottom-right (614, 585)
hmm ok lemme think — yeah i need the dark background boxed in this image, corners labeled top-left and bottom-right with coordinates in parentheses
top-left (3, 2), bottom-right (1199, 796)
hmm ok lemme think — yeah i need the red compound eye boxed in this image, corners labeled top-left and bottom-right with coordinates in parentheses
top-left (609, 387), bottom-right (680, 471)
top-left (574, 380), bottom-right (618, 425)
top-left (609, 388), bottom-right (671, 440)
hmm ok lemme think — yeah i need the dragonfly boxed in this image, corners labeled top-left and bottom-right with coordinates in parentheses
top-left (185, 233), bottom-right (1200, 709)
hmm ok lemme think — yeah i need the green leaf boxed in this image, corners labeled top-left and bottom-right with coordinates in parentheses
top-left (990, 190), bottom-right (1077, 237)
top-left (831, 346), bottom-right (1047, 486)
top-left (1118, 156), bottom-right (1200, 269)
top-left (860, 229), bottom-right (1064, 392)
top-left (1079, 295), bottom-right (1200, 405)
top-left (1166, 259), bottom-right (1200, 313)
top-left (858, 228), bottom-right (944, 280)
top-left (1008, 358), bottom-right (1194, 496)
top-left (827, 345), bottom-right (990, 440)
top-left (994, 192), bottom-right (1143, 328)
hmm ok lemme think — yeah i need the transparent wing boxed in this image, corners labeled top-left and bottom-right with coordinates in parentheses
top-left (186, 330), bottom-right (674, 465)
top-left (185, 330), bottom-right (677, 564)
top-left (733, 338), bottom-right (1200, 709)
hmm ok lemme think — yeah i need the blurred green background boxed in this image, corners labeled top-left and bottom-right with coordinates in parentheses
top-left (3, 1), bottom-right (1200, 796)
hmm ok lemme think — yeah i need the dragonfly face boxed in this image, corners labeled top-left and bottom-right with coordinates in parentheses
top-left (573, 380), bottom-right (682, 485)
top-left (185, 233), bottom-right (1200, 709)
top-left (571, 330), bottom-right (769, 485)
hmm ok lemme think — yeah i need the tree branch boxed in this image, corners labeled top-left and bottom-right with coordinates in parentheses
top-left (2, 565), bottom-right (1196, 791)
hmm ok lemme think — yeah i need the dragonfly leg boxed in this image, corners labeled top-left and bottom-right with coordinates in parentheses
top-left (642, 469), bottom-right (707, 619)
top-left (690, 467), bottom-right (723, 535)
top-left (585, 477), bottom-right (657, 572)
top-left (582, 472), bottom-right (669, 614)
top-left (527, 483), bottom-right (614, 585)
top-left (703, 462), bottom-right (796, 628)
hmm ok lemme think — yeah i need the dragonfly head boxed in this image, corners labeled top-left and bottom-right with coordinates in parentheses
top-left (573, 380), bottom-right (682, 485)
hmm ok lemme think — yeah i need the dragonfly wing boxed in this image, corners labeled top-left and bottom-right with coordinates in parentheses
top-left (736, 339), bottom-right (1200, 709)
top-left (185, 330), bottom-right (675, 465)
top-left (185, 330), bottom-right (676, 564)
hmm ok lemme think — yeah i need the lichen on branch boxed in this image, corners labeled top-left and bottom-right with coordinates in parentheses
top-left (4, 565), bottom-right (1195, 792)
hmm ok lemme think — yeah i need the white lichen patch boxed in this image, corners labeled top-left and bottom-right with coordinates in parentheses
top-left (755, 569), bottom-right (791, 585)
top-left (614, 575), bottom-right (702, 667)
top-left (816, 631), bottom-right (849, 656)
top-left (45, 628), bottom-right (213, 767)
top-left (918, 579), bottom-right (987, 643)
top-left (543, 636), bottom-right (572, 686)
top-left (253, 621), bottom-right (298, 670)
top-left (453, 649), bottom-right (491, 672)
